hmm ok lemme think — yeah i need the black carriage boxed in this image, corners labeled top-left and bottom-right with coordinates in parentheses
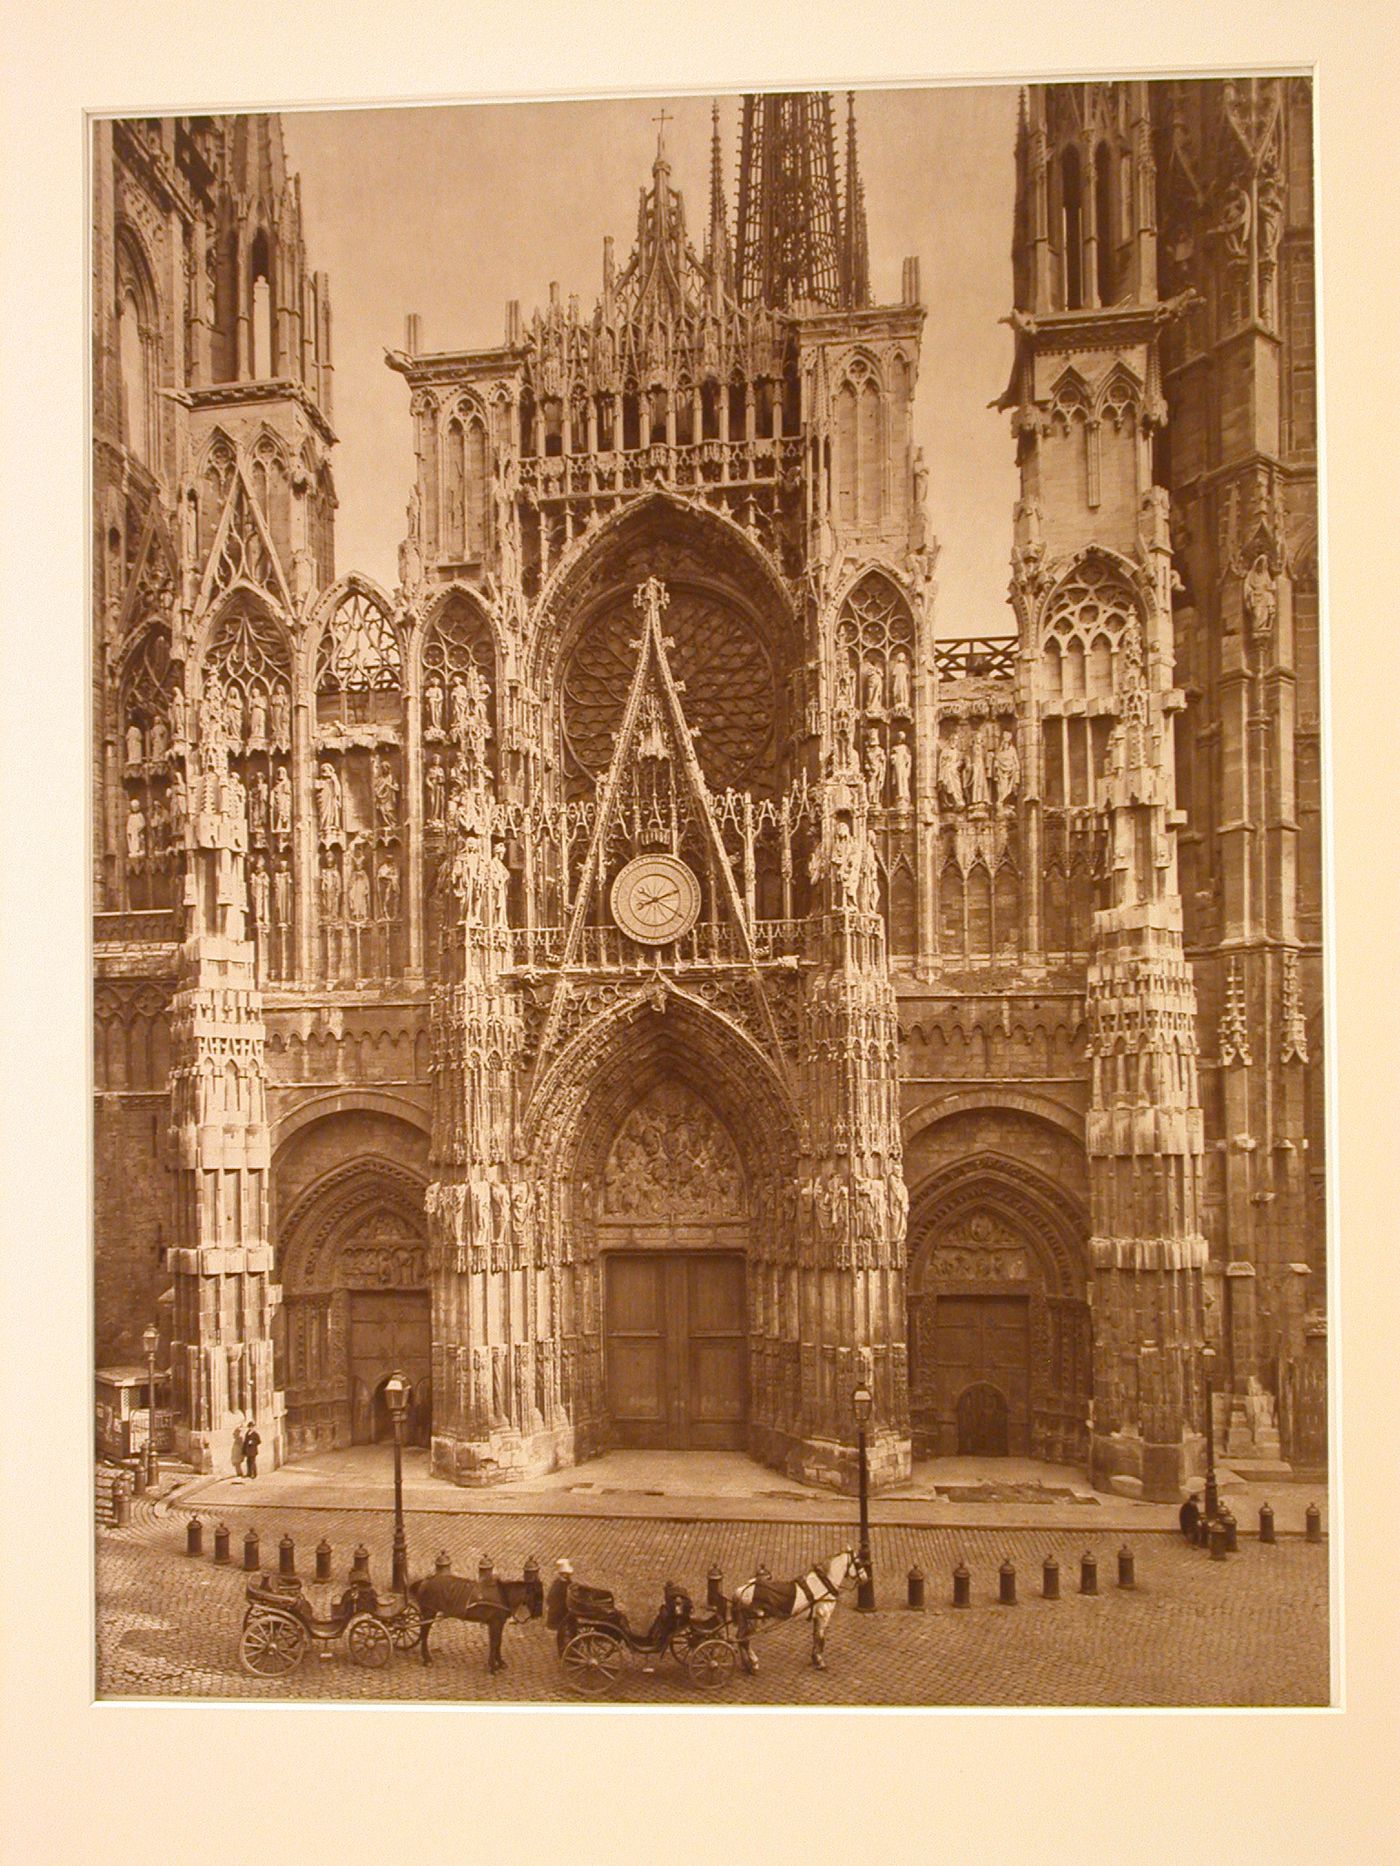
top-left (238, 1574), bottom-right (420, 1677)
top-left (558, 1579), bottom-right (736, 1697)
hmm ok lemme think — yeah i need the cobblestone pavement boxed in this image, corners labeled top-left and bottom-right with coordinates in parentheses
top-left (98, 1504), bottom-right (1330, 1707)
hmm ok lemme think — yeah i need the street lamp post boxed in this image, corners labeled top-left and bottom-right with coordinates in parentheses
top-left (383, 1372), bottom-right (410, 1593)
top-left (852, 1381), bottom-right (876, 1612)
top-left (1201, 1346), bottom-right (1219, 1524)
top-left (142, 1322), bottom-right (160, 1493)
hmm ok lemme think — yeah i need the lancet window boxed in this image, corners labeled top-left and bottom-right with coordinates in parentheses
top-left (313, 588), bottom-right (406, 983)
top-left (115, 231), bottom-right (159, 468)
top-left (1040, 557), bottom-right (1140, 809)
top-left (833, 574), bottom-right (916, 816)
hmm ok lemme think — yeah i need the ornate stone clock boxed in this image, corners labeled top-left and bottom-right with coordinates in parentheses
top-left (610, 853), bottom-right (702, 946)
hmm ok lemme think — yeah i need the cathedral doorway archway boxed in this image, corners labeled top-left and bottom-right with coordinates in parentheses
top-left (276, 1157), bottom-right (432, 1457)
top-left (907, 1155), bottom-right (1090, 1463)
top-left (591, 1078), bottom-right (750, 1450)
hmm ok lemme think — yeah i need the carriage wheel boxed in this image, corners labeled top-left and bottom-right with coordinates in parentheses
top-left (388, 1603), bottom-right (422, 1652)
top-left (239, 1608), bottom-right (306, 1677)
top-left (562, 1630), bottom-right (623, 1697)
top-left (667, 1629), bottom-right (695, 1666)
top-left (687, 1637), bottom-right (738, 1692)
top-left (346, 1613), bottom-right (393, 1669)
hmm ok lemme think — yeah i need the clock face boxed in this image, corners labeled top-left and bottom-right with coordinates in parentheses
top-left (610, 854), bottom-right (702, 946)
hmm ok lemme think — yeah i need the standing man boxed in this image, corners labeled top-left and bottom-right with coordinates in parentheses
top-left (545, 1558), bottom-right (574, 1656)
top-left (242, 1420), bottom-right (262, 1481)
top-left (230, 1417), bottom-right (246, 1479)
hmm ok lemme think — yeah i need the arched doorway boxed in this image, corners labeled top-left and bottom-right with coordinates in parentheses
top-left (592, 1078), bottom-right (750, 1449)
top-left (276, 1157), bottom-right (432, 1458)
top-left (907, 1156), bottom-right (1091, 1463)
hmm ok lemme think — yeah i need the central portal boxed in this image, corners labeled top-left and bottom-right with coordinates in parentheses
top-left (590, 1077), bottom-right (751, 1452)
top-left (604, 1252), bottom-right (746, 1448)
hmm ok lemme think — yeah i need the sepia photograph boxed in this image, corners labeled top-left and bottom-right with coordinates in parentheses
top-left (86, 72), bottom-right (1335, 1711)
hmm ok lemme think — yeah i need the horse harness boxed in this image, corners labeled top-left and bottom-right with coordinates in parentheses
top-left (791, 1562), bottom-right (842, 1617)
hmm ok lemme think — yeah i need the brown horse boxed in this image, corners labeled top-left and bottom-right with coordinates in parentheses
top-left (728, 1548), bottom-right (869, 1673)
top-left (407, 1572), bottom-right (543, 1672)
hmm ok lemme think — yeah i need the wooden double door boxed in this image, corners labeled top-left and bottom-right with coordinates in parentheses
top-left (348, 1290), bottom-right (432, 1446)
top-left (932, 1293), bottom-right (1031, 1457)
top-left (604, 1252), bottom-right (747, 1449)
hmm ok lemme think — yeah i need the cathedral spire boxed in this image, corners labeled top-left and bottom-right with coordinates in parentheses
top-left (735, 90), bottom-right (847, 309)
top-left (842, 93), bottom-right (871, 308)
top-left (705, 100), bottom-right (734, 306)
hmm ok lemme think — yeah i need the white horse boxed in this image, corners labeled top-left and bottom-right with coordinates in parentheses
top-left (728, 1547), bottom-right (869, 1673)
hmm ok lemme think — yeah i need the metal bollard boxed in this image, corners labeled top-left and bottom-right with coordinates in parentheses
top-left (279, 1532), bottom-right (296, 1577)
top-left (213, 1522), bottom-right (230, 1564)
top-left (243, 1528), bottom-right (260, 1572)
top-left (1080, 1551), bottom-right (1098, 1595)
top-left (477, 1554), bottom-right (494, 1582)
top-left (707, 1563), bottom-right (725, 1610)
top-left (1209, 1519), bottom-right (1228, 1561)
top-left (907, 1565), bottom-right (926, 1611)
top-left (999, 1559), bottom-right (1017, 1605)
top-left (186, 1515), bottom-right (203, 1557)
top-left (350, 1543), bottom-right (371, 1583)
top-left (1117, 1545), bottom-right (1135, 1589)
top-left (315, 1539), bottom-right (332, 1582)
top-left (1221, 1511), bottom-right (1238, 1555)
top-left (1305, 1502), bottom-right (1323, 1544)
top-left (1042, 1554), bottom-right (1060, 1600)
top-left (952, 1560), bottom-right (971, 1608)
top-left (112, 1479), bottom-right (131, 1529)
top-left (1259, 1502), bottom-right (1276, 1545)
top-left (435, 1550), bottom-right (453, 1575)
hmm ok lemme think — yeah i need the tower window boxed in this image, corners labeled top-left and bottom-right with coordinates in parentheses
top-left (1061, 146), bottom-right (1083, 310)
top-left (1094, 143), bottom-right (1114, 307)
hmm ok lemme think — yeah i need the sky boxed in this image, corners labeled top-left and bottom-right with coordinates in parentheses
top-left (281, 84), bottom-right (1020, 635)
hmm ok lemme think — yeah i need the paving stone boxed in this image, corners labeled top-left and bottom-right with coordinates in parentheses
top-left (97, 1508), bottom-right (1330, 1707)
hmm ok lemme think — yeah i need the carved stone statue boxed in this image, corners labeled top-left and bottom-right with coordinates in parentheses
top-left (198, 671), bottom-right (225, 748)
top-left (125, 722), bottom-right (144, 766)
top-left (273, 857), bottom-right (292, 926)
top-left (889, 650), bottom-right (913, 716)
top-left (834, 651), bottom-right (857, 718)
top-left (376, 852), bottom-right (400, 921)
top-left (425, 678), bottom-right (445, 736)
top-left (126, 796), bottom-right (146, 858)
top-left (487, 838), bottom-right (510, 926)
top-left (890, 734), bottom-right (913, 809)
top-left (450, 676), bottom-right (472, 740)
top-left (224, 685), bottom-right (244, 747)
top-left (271, 765), bottom-right (292, 837)
top-left (911, 446), bottom-right (930, 553)
top-left (373, 754), bottom-right (399, 826)
top-left (169, 767), bottom-right (187, 827)
top-left (248, 771), bottom-right (269, 840)
top-left (247, 686), bottom-right (268, 742)
top-left (169, 686), bottom-right (187, 746)
top-left (347, 842), bottom-right (371, 924)
top-left (251, 857), bottom-right (271, 927)
top-left (1243, 555), bottom-right (1277, 638)
top-left (994, 730), bottom-right (1021, 809)
top-left (149, 714), bottom-right (168, 762)
top-left (426, 754), bottom-right (446, 826)
top-left (937, 733), bottom-right (965, 810)
top-left (857, 831), bottom-right (882, 916)
top-left (269, 684), bottom-right (290, 747)
top-left (315, 762), bottom-right (343, 842)
top-left (863, 661), bottom-right (885, 717)
top-left (224, 768), bottom-right (248, 847)
top-left (864, 727), bottom-right (887, 804)
top-left (319, 854), bottom-right (341, 921)
top-left (968, 723), bottom-right (991, 808)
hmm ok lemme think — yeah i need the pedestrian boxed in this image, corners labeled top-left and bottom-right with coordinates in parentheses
top-left (1179, 1486), bottom-right (1202, 1541)
top-left (230, 1418), bottom-right (245, 1479)
top-left (242, 1420), bottom-right (262, 1481)
top-left (545, 1557), bottom-right (574, 1656)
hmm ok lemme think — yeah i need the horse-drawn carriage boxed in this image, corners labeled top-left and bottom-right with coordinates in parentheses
top-left (238, 1574), bottom-right (420, 1677)
top-left (558, 1578), bottom-right (737, 1696)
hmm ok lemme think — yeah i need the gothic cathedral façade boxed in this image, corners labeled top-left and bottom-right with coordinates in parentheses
top-left (93, 84), bottom-right (1324, 1500)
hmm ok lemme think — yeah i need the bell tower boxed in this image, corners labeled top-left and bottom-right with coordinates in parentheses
top-left (1004, 81), bottom-right (1210, 1499)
